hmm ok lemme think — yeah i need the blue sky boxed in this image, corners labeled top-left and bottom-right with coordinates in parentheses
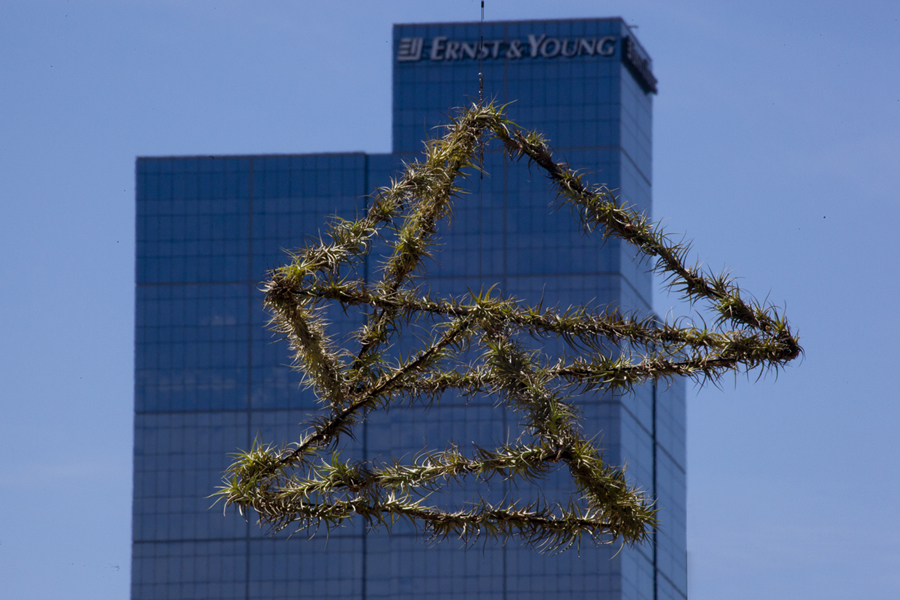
top-left (1, 1), bottom-right (898, 598)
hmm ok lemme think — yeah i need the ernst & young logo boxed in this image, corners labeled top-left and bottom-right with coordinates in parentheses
top-left (397, 33), bottom-right (616, 62)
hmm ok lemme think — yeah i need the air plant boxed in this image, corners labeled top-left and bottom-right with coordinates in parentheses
top-left (216, 103), bottom-right (800, 553)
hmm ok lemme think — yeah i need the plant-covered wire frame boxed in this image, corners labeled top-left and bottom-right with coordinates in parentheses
top-left (216, 103), bottom-right (801, 553)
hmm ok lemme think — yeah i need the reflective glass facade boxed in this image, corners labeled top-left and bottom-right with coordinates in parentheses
top-left (133, 18), bottom-right (685, 600)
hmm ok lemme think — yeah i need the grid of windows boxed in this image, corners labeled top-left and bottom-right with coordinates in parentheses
top-left (133, 17), bottom-right (684, 600)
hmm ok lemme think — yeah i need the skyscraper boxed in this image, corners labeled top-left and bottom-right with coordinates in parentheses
top-left (132, 17), bottom-right (685, 600)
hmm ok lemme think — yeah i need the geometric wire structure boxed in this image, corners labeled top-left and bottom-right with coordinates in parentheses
top-left (217, 103), bottom-right (801, 553)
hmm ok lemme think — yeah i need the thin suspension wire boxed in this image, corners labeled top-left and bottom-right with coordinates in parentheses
top-left (478, 1), bottom-right (484, 106)
top-left (479, 1), bottom-right (485, 180)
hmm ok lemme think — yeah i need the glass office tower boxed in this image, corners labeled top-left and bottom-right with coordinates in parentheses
top-left (132, 17), bottom-right (686, 600)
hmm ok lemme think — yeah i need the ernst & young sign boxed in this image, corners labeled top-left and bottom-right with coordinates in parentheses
top-left (396, 33), bottom-right (657, 94)
top-left (397, 34), bottom-right (616, 62)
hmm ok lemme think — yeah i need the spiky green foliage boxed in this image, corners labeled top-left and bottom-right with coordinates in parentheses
top-left (217, 103), bottom-right (801, 553)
